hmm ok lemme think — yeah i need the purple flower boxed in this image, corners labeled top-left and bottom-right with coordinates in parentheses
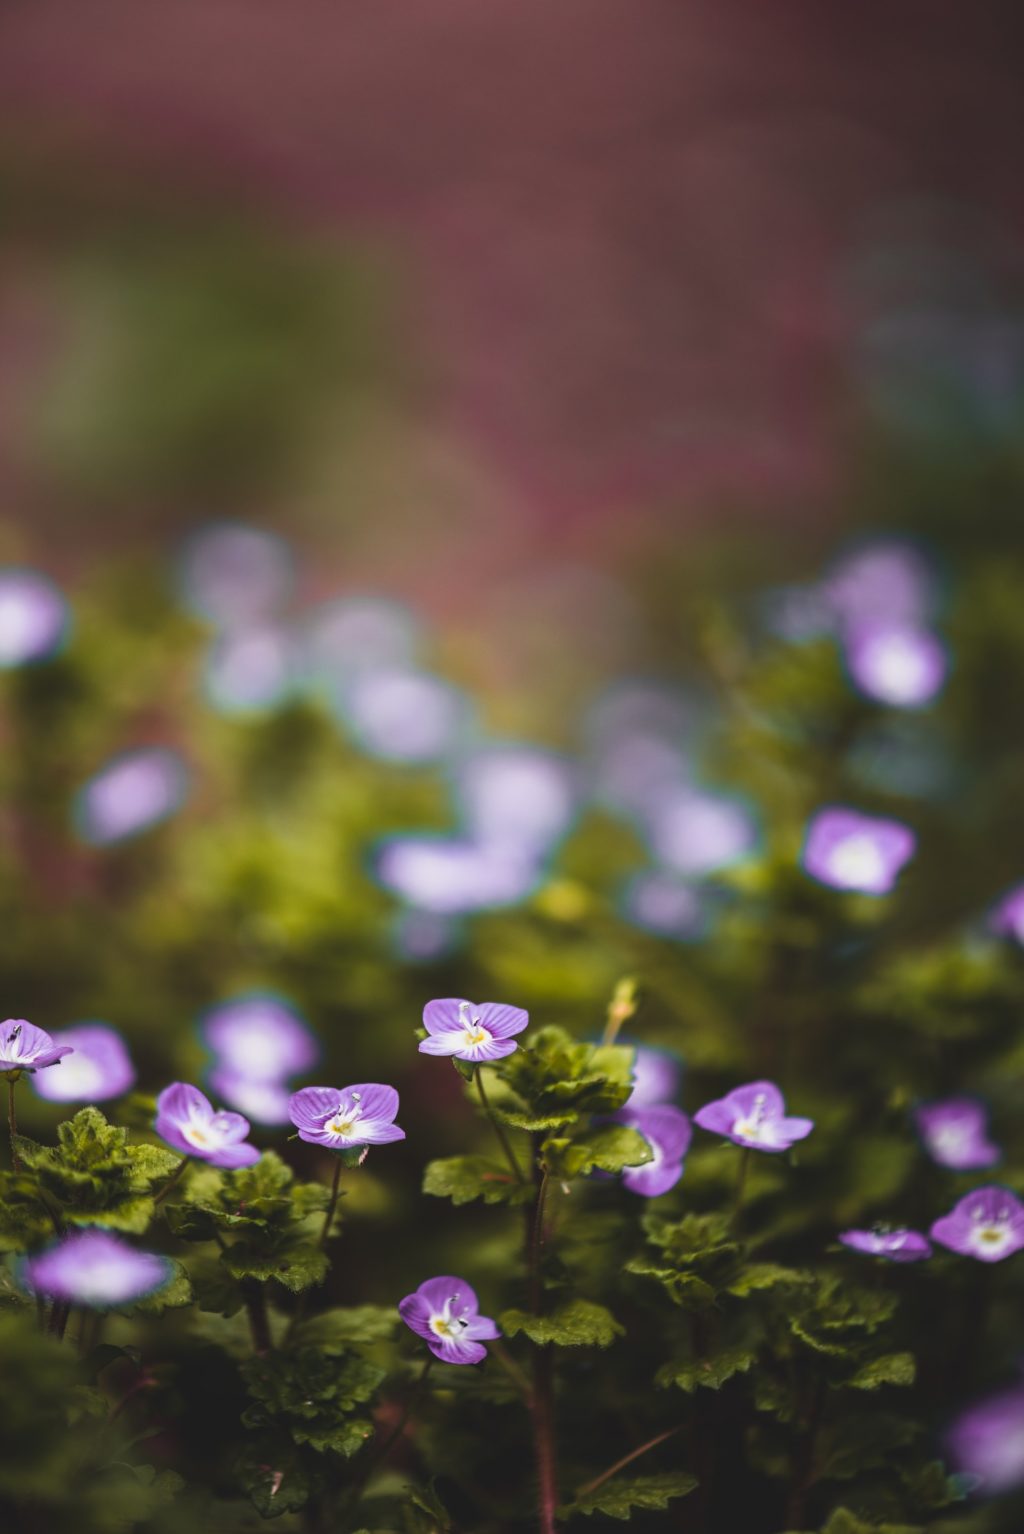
top-left (419, 997), bottom-right (529, 1064)
top-left (991, 884), bottom-right (1024, 945)
top-left (201, 994), bottom-right (319, 1082)
top-left (824, 541), bottom-right (935, 628)
top-left (398, 1275), bottom-right (500, 1365)
top-left (32, 1025), bottom-right (134, 1103)
top-left (649, 789), bottom-right (758, 877)
top-left (75, 748), bottom-right (189, 847)
top-left (914, 1097), bottom-right (1000, 1172)
top-left (179, 522), bottom-right (293, 632)
top-left (838, 1227), bottom-right (932, 1263)
top-left (948, 1383), bottom-right (1024, 1495)
top-left (621, 873), bottom-right (708, 941)
top-left (154, 1082), bottom-right (261, 1168)
top-left (340, 667), bottom-right (469, 763)
top-left (843, 621), bottom-right (948, 709)
top-left (0, 1019), bottom-right (74, 1076)
top-left (288, 1083), bottom-right (406, 1150)
top-left (624, 1046), bottom-right (683, 1110)
top-left (22, 1230), bottom-right (171, 1308)
top-left (204, 626), bottom-right (297, 715)
top-left (930, 1187), bottom-right (1024, 1263)
top-left (693, 1080), bottom-right (814, 1154)
top-left (801, 807), bottom-right (916, 895)
top-left (209, 1069), bottom-right (293, 1127)
top-left (457, 747), bottom-right (576, 856)
top-left (376, 835), bottom-right (540, 914)
top-left (0, 568), bottom-right (69, 667)
top-left (616, 1105), bottom-right (692, 1197)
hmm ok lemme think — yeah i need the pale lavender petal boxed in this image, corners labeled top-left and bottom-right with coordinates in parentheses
top-left (478, 1003), bottom-right (529, 1039)
top-left (208, 1141), bottom-right (261, 1169)
top-left (33, 1025), bottom-right (135, 1103)
top-left (416, 1275), bottom-right (479, 1315)
top-left (418, 1032), bottom-right (470, 1057)
top-left (156, 1082), bottom-right (213, 1125)
top-left (23, 1230), bottom-right (170, 1307)
top-left (458, 1037), bottom-right (518, 1063)
top-left (429, 1333), bottom-right (488, 1365)
top-left (342, 1084), bottom-right (399, 1124)
top-left (357, 1120), bottom-right (406, 1145)
top-left (423, 998), bottom-right (467, 1036)
top-left (397, 1292), bottom-right (434, 1340)
top-left (288, 1086), bottom-right (341, 1129)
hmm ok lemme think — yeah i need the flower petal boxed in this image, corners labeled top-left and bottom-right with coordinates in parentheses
top-left (622, 1157), bottom-right (685, 1197)
top-left (288, 1086), bottom-right (340, 1129)
top-left (416, 1274), bottom-right (479, 1316)
top-left (156, 1082), bottom-right (213, 1126)
top-left (398, 1292), bottom-right (434, 1340)
top-left (342, 1083), bottom-right (399, 1124)
top-left (418, 1032), bottom-right (470, 1056)
top-left (422, 998), bottom-right (469, 1037)
top-left (357, 1120), bottom-right (406, 1145)
top-left (428, 1332), bottom-right (488, 1365)
top-left (459, 1037), bottom-right (518, 1063)
top-left (208, 1141), bottom-right (261, 1169)
top-left (478, 1003), bottom-right (529, 1039)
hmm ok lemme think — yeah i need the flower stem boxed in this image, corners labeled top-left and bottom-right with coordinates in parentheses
top-left (320, 1158), bottom-right (343, 1248)
top-left (369, 1353), bottom-right (435, 1470)
top-left (244, 1282), bottom-right (272, 1355)
top-left (8, 1078), bottom-right (19, 1172)
top-left (152, 1157), bottom-right (189, 1208)
top-left (526, 1141), bottom-right (559, 1534)
top-left (731, 1146), bottom-right (751, 1229)
top-left (575, 1424), bottom-right (681, 1500)
top-left (475, 1067), bottom-right (525, 1184)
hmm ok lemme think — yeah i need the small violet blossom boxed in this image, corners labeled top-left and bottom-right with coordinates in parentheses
top-left (419, 997), bottom-right (528, 1064)
top-left (201, 994), bottom-right (319, 1082)
top-left (991, 884), bottom-right (1024, 945)
top-left (624, 1045), bottom-right (683, 1110)
top-left (694, 1080), bottom-right (814, 1154)
top-left (209, 1069), bottom-right (293, 1127)
top-left (32, 1024), bottom-right (134, 1103)
top-left (838, 1227), bottom-right (932, 1263)
top-left (155, 1082), bottom-right (261, 1168)
top-left (930, 1187), bottom-right (1024, 1263)
top-left (801, 807), bottom-right (916, 895)
top-left (914, 1097), bottom-right (1000, 1172)
top-left (0, 1018), bottom-right (73, 1077)
top-left (843, 621), bottom-right (948, 709)
top-left (615, 1105), bottom-right (692, 1197)
top-left (947, 1383), bottom-right (1024, 1495)
top-left (398, 1275), bottom-right (501, 1365)
top-left (288, 1083), bottom-right (405, 1150)
top-left (23, 1230), bottom-right (170, 1308)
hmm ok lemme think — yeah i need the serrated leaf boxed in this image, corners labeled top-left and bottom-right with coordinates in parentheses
top-left (657, 1344), bottom-right (756, 1392)
top-left (625, 1259), bottom-right (716, 1310)
top-left (847, 1352), bottom-right (916, 1391)
top-left (500, 1299), bottom-right (623, 1348)
top-left (292, 1417), bottom-right (373, 1457)
top-left (123, 1259), bottom-right (193, 1315)
top-left (423, 1155), bottom-right (531, 1206)
top-left (224, 1240), bottom-right (328, 1293)
top-left (554, 1124), bottom-right (652, 1179)
top-left (727, 1264), bottom-right (813, 1297)
top-left (567, 1471), bottom-right (698, 1520)
top-left (293, 1305), bottom-right (398, 1346)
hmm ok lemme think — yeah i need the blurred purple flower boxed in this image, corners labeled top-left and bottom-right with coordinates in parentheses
top-left (288, 1082), bottom-right (405, 1150)
top-left (204, 625), bottom-right (297, 714)
top-left (457, 746), bottom-right (576, 856)
top-left (201, 994), bottom-right (318, 1083)
top-left (155, 1082), bottom-right (260, 1168)
top-left (991, 884), bottom-right (1024, 944)
top-left (376, 835), bottom-right (539, 914)
top-left (838, 1227), bottom-right (932, 1262)
top-left (801, 806), bottom-right (916, 895)
top-left (339, 667), bottom-right (469, 763)
top-left (208, 1070), bottom-right (293, 1127)
top-left (0, 569), bottom-right (69, 667)
top-left (304, 596), bottom-right (421, 684)
top-left (624, 1045), bottom-right (683, 1109)
top-left (621, 872), bottom-right (707, 940)
top-left (824, 541), bottom-right (936, 628)
top-left (615, 1105), bottom-right (691, 1197)
top-left (23, 1230), bottom-right (170, 1308)
top-left (694, 1080), bottom-right (814, 1154)
top-left (0, 1019), bottom-right (73, 1076)
top-left (931, 1187), bottom-right (1024, 1263)
top-left (398, 1275), bottom-right (500, 1365)
top-left (914, 1097), bottom-right (1000, 1172)
top-left (75, 748), bottom-right (189, 847)
top-left (179, 523), bottom-right (293, 631)
top-left (843, 621), bottom-right (947, 708)
top-left (650, 788), bottom-right (757, 877)
top-left (419, 998), bottom-right (528, 1064)
top-left (948, 1383), bottom-right (1024, 1495)
top-left (32, 1024), bottom-right (134, 1103)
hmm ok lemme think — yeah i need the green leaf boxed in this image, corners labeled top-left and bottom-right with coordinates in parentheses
top-left (566, 1471), bottom-right (698, 1520)
top-left (815, 1513), bottom-right (924, 1534)
top-left (625, 1259), bottom-right (717, 1310)
top-left (847, 1352), bottom-right (916, 1391)
top-left (291, 1418), bottom-right (373, 1457)
top-left (123, 1258), bottom-right (193, 1315)
top-left (423, 1155), bottom-right (531, 1206)
top-left (657, 1344), bottom-right (756, 1393)
top-left (727, 1264), bottom-right (814, 1298)
top-left (551, 1124), bottom-right (652, 1179)
top-left (236, 1440), bottom-right (313, 1517)
top-left (224, 1240), bottom-right (329, 1293)
top-left (292, 1305), bottom-right (398, 1346)
top-left (500, 1299), bottom-right (623, 1348)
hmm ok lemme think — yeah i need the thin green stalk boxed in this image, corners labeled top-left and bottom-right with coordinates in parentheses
top-left (8, 1077), bottom-right (19, 1172)
top-left (152, 1157), bottom-right (189, 1207)
top-left (526, 1143), bottom-right (558, 1534)
top-left (575, 1424), bottom-right (681, 1501)
top-left (320, 1158), bottom-right (343, 1247)
top-left (731, 1146), bottom-right (751, 1229)
top-left (475, 1067), bottom-right (525, 1184)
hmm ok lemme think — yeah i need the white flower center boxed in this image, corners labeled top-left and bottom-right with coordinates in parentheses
top-left (327, 1092), bottom-right (363, 1138)
top-left (732, 1092), bottom-right (770, 1143)
top-left (830, 835), bottom-right (885, 889)
top-left (430, 1292), bottom-right (469, 1340)
top-left (458, 1001), bottom-right (491, 1048)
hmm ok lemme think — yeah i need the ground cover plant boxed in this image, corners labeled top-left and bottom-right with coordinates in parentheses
top-left (3, 525), bottom-right (1024, 1534)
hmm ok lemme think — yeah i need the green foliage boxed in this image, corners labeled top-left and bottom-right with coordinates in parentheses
top-left (500, 1299), bottom-right (624, 1348)
top-left (492, 1028), bottom-right (635, 1129)
top-left (565, 1471), bottom-right (698, 1520)
top-left (423, 1154), bottom-right (532, 1206)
